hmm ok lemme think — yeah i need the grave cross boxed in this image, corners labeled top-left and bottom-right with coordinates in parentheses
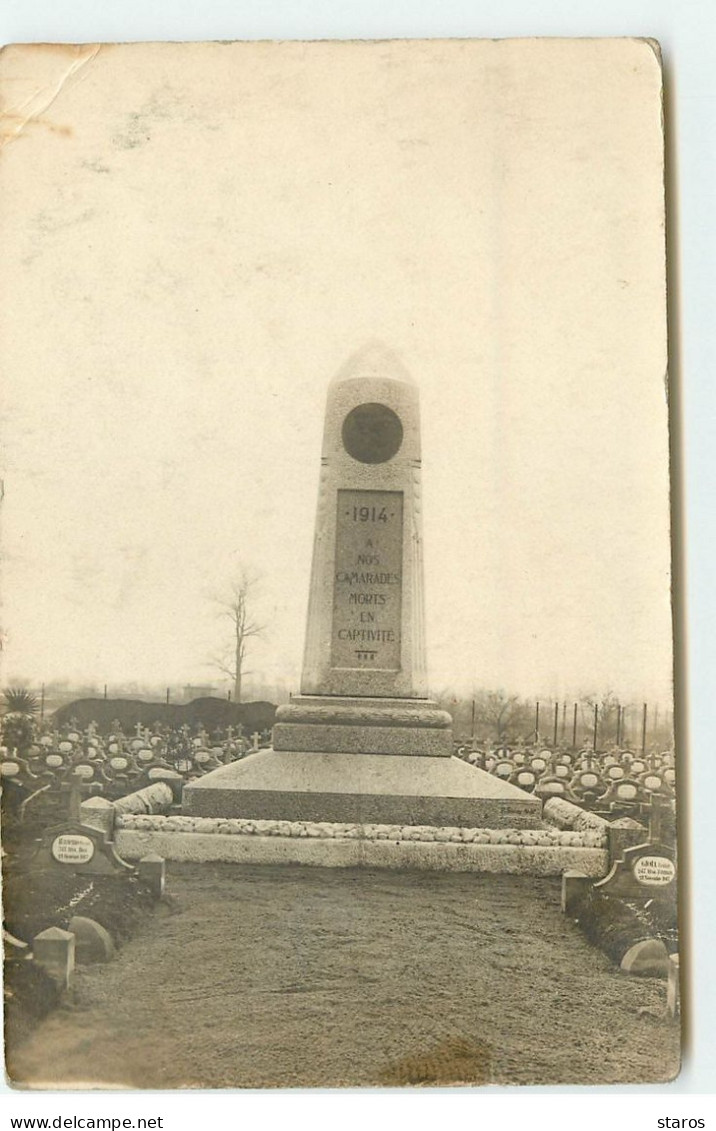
top-left (61, 773), bottom-right (101, 822)
top-left (61, 777), bottom-right (83, 822)
top-left (135, 722), bottom-right (144, 738)
top-left (251, 731), bottom-right (261, 751)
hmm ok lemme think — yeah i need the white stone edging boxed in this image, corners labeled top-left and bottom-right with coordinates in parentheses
top-left (115, 813), bottom-right (606, 847)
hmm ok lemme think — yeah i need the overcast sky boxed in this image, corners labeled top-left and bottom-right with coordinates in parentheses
top-left (0, 38), bottom-right (672, 704)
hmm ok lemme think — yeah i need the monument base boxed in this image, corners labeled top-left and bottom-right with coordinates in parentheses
top-left (182, 749), bottom-right (542, 829)
top-left (273, 696), bottom-right (454, 757)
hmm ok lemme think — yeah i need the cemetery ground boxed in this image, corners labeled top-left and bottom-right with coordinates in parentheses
top-left (6, 862), bottom-right (680, 1089)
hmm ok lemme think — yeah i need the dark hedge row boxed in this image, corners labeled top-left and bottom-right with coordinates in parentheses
top-left (53, 696), bottom-right (276, 734)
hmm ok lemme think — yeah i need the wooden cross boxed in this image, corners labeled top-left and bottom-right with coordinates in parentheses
top-left (135, 722), bottom-right (144, 737)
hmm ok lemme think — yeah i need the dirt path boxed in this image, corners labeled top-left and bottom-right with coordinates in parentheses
top-left (7, 864), bottom-right (680, 1089)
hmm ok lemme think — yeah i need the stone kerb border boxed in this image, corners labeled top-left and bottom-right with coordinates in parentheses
top-left (114, 815), bottom-right (608, 876)
top-left (86, 783), bottom-right (611, 875)
top-left (116, 813), bottom-right (606, 846)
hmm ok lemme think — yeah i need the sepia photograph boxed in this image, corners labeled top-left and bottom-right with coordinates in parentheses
top-left (1, 35), bottom-right (679, 1090)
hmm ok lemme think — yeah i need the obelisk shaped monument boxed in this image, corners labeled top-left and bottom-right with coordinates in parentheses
top-left (302, 344), bottom-right (426, 698)
top-left (184, 345), bottom-right (540, 828)
top-left (272, 343), bottom-right (453, 756)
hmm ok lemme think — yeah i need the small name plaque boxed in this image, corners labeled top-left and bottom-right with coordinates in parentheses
top-left (51, 833), bottom-right (96, 865)
top-left (632, 855), bottom-right (676, 887)
top-left (331, 489), bottom-right (403, 670)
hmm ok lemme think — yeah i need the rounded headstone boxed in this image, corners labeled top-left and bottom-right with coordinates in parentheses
top-left (68, 915), bottom-right (116, 964)
top-left (620, 939), bottom-right (670, 977)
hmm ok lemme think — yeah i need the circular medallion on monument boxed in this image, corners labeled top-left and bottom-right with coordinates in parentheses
top-left (341, 402), bottom-right (403, 464)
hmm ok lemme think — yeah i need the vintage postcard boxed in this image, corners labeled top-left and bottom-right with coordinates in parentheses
top-left (0, 38), bottom-right (677, 1088)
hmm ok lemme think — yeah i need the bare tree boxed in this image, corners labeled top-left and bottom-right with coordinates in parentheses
top-left (209, 569), bottom-right (265, 703)
top-left (474, 690), bottom-right (525, 741)
top-left (432, 687), bottom-right (531, 742)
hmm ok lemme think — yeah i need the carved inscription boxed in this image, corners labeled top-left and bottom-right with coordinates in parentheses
top-left (331, 489), bottom-right (403, 670)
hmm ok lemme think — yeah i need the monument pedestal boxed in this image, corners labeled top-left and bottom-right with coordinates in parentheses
top-left (182, 748), bottom-right (542, 828)
top-left (272, 695), bottom-right (453, 757)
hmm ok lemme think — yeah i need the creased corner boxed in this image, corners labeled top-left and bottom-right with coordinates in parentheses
top-left (0, 43), bottom-right (101, 150)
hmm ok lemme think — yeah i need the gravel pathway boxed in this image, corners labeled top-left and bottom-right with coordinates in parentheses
top-left (7, 863), bottom-right (680, 1089)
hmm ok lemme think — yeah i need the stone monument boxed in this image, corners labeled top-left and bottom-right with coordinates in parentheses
top-left (184, 344), bottom-right (540, 828)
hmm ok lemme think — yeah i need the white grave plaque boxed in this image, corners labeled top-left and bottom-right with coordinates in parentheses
top-left (51, 833), bottom-right (95, 865)
top-left (632, 855), bottom-right (675, 887)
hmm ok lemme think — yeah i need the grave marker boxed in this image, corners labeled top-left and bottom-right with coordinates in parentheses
top-left (35, 820), bottom-right (134, 875)
top-left (68, 916), bottom-right (115, 964)
top-left (138, 853), bottom-right (166, 899)
top-left (33, 927), bottom-right (75, 990)
top-left (35, 771), bottom-right (132, 875)
top-left (593, 841), bottom-right (676, 904)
